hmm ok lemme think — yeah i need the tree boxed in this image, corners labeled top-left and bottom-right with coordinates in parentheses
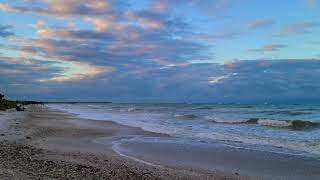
top-left (0, 93), bottom-right (4, 100)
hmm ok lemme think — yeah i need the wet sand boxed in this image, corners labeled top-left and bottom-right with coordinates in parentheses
top-left (113, 137), bottom-right (320, 180)
top-left (0, 105), bottom-right (256, 179)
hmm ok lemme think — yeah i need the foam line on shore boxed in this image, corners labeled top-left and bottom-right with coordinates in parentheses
top-left (112, 141), bottom-right (162, 168)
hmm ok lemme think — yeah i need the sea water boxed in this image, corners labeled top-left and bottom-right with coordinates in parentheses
top-left (48, 103), bottom-right (320, 157)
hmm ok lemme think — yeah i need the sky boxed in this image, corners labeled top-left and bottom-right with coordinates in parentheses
top-left (0, 0), bottom-right (320, 103)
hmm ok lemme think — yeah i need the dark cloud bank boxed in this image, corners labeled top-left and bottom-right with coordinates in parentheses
top-left (2, 59), bottom-right (320, 103)
top-left (0, 25), bottom-right (14, 37)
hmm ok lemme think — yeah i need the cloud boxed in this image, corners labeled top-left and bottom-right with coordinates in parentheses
top-left (187, 0), bottom-right (236, 17)
top-left (151, 1), bottom-right (168, 12)
top-left (126, 10), bottom-right (164, 30)
top-left (0, 53), bottom-right (37, 66)
top-left (0, 0), bottom-right (207, 66)
top-left (0, 41), bottom-right (115, 82)
top-left (6, 13), bottom-right (208, 65)
top-left (248, 44), bottom-right (288, 52)
top-left (3, 1), bottom-right (320, 103)
top-left (191, 31), bottom-right (242, 42)
top-left (11, 25), bottom-right (208, 66)
top-left (212, 31), bottom-right (241, 39)
top-left (0, 0), bottom-right (121, 32)
top-left (38, 62), bottom-right (115, 82)
top-left (22, 60), bottom-right (320, 103)
top-left (0, 1), bottom-right (168, 32)
top-left (0, 53), bottom-right (63, 86)
top-left (248, 19), bottom-right (275, 29)
top-left (148, 0), bottom-right (237, 17)
top-left (0, 25), bottom-right (14, 37)
top-left (306, 0), bottom-right (318, 8)
top-left (0, 68), bottom-right (26, 74)
top-left (217, 59), bottom-right (320, 103)
top-left (3, 53), bottom-right (320, 103)
top-left (31, 20), bottom-right (47, 28)
top-left (276, 21), bottom-right (320, 36)
top-left (0, 0), bottom-right (211, 84)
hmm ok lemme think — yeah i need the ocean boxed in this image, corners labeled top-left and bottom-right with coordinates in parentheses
top-left (48, 103), bottom-right (320, 158)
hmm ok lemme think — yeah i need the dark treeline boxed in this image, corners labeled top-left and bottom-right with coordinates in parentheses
top-left (0, 93), bottom-right (43, 111)
top-left (44, 102), bottom-right (112, 104)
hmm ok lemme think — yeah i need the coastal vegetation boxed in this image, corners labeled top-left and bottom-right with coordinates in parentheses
top-left (0, 93), bottom-right (43, 111)
top-left (0, 93), bottom-right (17, 111)
top-left (0, 100), bottom-right (17, 111)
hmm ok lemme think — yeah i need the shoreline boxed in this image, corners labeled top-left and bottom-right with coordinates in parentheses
top-left (41, 105), bottom-right (320, 180)
top-left (47, 103), bottom-right (320, 158)
top-left (114, 136), bottom-right (320, 180)
top-left (1, 105), bottom-right (320, 179)
top-left (0, 105), bottom-right (254, 179)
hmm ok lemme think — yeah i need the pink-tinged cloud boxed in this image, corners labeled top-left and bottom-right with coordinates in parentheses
top-left (306, 0), bottom-right (318, 8)
top-left (152, 1), bottom-right (168, 12)
top-left (126, 11), bottom-right (163, 30)
top-left (248, 19), bottom-right (275, 28)
top-left (39, 63), bottom-right (115, 82)
top-left (31, 20), bottom-right (47, 28)
top-left (248, 44), bottom-right (288, 52)
top-left (277, 21), bottom-right (319, 36)
top-left (0, 1), bottom-right (167, 32)
top-left (0, 1), bottom-right (116, 32)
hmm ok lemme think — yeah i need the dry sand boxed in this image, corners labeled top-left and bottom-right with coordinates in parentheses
top-left (0, 105), bottom-right (258, 180)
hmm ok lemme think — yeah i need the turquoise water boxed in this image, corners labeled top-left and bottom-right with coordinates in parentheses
top-left (48, 103), bottom-right (320, 157)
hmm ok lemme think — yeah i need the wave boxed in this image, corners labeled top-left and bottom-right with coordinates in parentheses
top-left (193, 106), bottom-right (213, 110)
top-left (239, 105), bottom-right (256, 108)
top-left (205, 116), bottom-right (249, 124)
top-left (295, 108), bottom-right (320, 111)
top-left (261, 110), bottom-right (312, 116)
top-left (87, 105), bottom-right (101, 108)
top-left (174, 114), bottom-right (198, 119)
top-left (208, 117), bottom-right (320, 130)
top-left (256, 119), bottom-right (292, 128)
top-left (127, 107), bottom-right (144, 112)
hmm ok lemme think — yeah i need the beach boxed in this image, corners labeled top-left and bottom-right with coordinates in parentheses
top-left (1, 1), bottom-right (319, 179)
top-left (0, 105), bottom-right (257, 180)
top-left (0, 105), bottom-right (319, 180)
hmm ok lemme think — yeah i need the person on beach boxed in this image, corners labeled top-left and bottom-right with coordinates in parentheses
top-left (16, 104), bottom-right (25, 111)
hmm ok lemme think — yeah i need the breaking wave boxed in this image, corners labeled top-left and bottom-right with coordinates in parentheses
top-left (174, 114), bottom-right (198, 119)
top-left (127, 107), bottom-right (144, 112)
top-left (208, 117), bottom-right (320, 130)
top-left (261, 110), bottom-right (312, 116)
top-left (192, 106), bottom-right (213, 110)
top-left (87, 105), bottom-right (101, 108)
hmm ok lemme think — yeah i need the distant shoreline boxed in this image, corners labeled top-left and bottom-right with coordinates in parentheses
top-left (0, 100), bottom-right (44, 111)
top-left (44, 101), bottom-right (112, 104)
